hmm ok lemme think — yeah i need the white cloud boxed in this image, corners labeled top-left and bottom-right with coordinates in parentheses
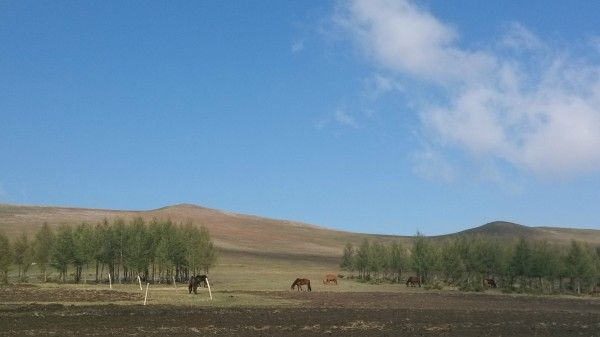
top-left (501, 22), bottom-right (542, 50)
top-left (292, 39), bottom-right (305, 53)
top-left (334, 109), bottom-right (359, 128)
top-left (365, 74), bottom-right (403, 99)
top-left (411, 149), bottom-right (456, 183)
top-left (337, 0), bottom-right (600, 177)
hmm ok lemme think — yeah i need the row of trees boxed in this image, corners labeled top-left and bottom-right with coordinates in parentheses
top-left (0, 218), bottom-right (217, 284)
top-left (341, 235), bottom-right (600, 294)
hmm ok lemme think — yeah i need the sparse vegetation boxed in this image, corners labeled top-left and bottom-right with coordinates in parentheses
top-left (341, 235), bottom-right (600, 295)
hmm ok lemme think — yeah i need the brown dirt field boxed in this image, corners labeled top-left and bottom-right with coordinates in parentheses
top-left (0, 285), bottom-right (142, 303)
top-left (2, 290), bottom-right (600, 336)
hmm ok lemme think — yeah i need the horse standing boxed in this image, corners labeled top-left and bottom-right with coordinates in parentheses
top-left (291, 278), bottom-right (312, 291)
top-left (406, 276), bottom-right (421, 287)
top-left (323, 274), bottom-right (337, 285)
top-left (188, 274), bottom-right (208, 294)
top-left (483, 278), bottom-right (497, 288)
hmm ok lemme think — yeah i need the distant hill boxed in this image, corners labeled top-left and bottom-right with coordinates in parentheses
top-left (451, 221), bottom-right (537, 237)
top-left (0, 203), bottom-right (408, 259)
top-left (1, 204), bottom-right (599, 260)
top-left (440, 221), bottom-right (600, 246)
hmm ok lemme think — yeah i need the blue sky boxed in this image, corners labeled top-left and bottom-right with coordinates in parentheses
top-left (2, 0), bottom-right (600, 235)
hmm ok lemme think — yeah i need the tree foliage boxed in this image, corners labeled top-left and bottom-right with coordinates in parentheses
top-left (341, 234), bottom-right (600, 294)
top-left (6, 219), bottom-right (217, 284)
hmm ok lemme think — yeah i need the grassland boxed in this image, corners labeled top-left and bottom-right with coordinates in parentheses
top-left (2, 203), bottom-right (600, 336)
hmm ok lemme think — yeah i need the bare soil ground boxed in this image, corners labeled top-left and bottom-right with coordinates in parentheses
top-left (2, 287), bottom-right (599, 336)
top-left (0, 284), bottom-right (142, 303)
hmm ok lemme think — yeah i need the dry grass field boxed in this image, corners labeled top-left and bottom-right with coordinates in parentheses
top-left (2, 203), bottom-right (600, 336)
top-left (3, 253), bottom-right (600, 337)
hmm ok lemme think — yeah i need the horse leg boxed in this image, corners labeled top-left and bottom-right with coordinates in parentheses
top-left (193, 285), bottom-right (198, 294)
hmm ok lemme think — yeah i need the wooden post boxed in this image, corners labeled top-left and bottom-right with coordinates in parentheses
top-left (205, 277), bottom-right (213, 300)
top-left (108, 273), bottom-right (112, 289)
top-left (173, 276), bottom-right (177, 288)
top-left (144, 283), bottom-right (149, 305)
top-left (137, 275), bottom-right (142, 291)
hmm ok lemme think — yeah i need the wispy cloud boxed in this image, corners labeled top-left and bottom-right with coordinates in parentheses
top-left (336, 0), bottom-right (600, 178)
top-left (364, 74), bottom-right (403, 99)
top-left (334, 109), bottom-right (359, 128)
top-left (500, 22), bottom-right (543, 50)
top-left (411, 149), bottom-right (456, 183)
top-left (291, 39), bottom-right (305, 53)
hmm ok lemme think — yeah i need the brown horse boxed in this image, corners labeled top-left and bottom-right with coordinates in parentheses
top-left (291, 278), bottom-right (312, 291)
top-left (483, 278), bottom-right (497, 288)
top-left (188, 275), bottom-right (207, 294)
top-left (323, 274), bottom-right (337, 285)
top-left (406, 276), bottom-right (421, 287)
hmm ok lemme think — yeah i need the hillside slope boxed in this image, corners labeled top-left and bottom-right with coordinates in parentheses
top-left (441, 221), bottom-right (600, 246)
top-left (0, 203), bottom-right (407, 258)
top-left (1, 204), bottom-right (599, 260)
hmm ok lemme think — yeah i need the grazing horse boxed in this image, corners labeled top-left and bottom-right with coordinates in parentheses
top-left (323, 274), bottom-right (337, 285)
top-left (188, 274), bottom-right (207, 294)
top-left (406, 276), bottom-right (421, 287)
top-left (483, 278), bottom-right (497, 288)
top-left (291, 278), bottom-right (312, 291)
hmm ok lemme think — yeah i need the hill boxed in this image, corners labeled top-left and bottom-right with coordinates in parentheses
top-left (1, 204), bottom-right (599, 261)
top-left (0, 203), bottom-right (407, 260)
top-left (442, 221), bottom-right (600, 246)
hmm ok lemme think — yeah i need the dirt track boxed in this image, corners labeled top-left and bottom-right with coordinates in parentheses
top-left (2, 290), bottom-right (600, 336)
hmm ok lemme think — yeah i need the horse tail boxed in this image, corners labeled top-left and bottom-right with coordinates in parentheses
top-left (307, 281), bottom-right (312, 292)
top-left (291, 279), bottom-right (297, 290)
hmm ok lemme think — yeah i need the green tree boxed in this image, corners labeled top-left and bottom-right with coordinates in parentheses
top-left (340, 242), bottom-right (355, 271)
top-left (13, 232), bottom-right (33, 279)
top-left (440, 239), bottom-right (465, 285)
top-left (388, 242), bottom-right (407, 282)
top-left (112, 219), bottom-right (127, 283)
top-left (52, 225), bottom-right (74, 282)
top-left (198, 225), bottom-right (217, 274)
top-left (530, 240), bottom-right (560, 293)
top-left (411, 233), bottom-right (437, 284)
top-left (125, 218), bottom-right (151, 281)
top-left (509, 237), bottom-right (532, 289)
top-left (155, 236), bottom-right (171, 282)
top-left (565, 240), bottom-right (596, 294)
top-left (479, 239), bottom-right (505, 278)
top-left (183, 222), bottom-right (203, 277)
top-left (94, 220), bottom-right (117, 282)
top-left (355, 239), bottom-right (371, 279)
top-left (33, 223), bottom-right (55, 282)
top-left (73, 223), bottom-right (96, 283)
top-left (0, 232), bottom-right (11, 283)
top-left (369, 241), bottom-right (387, 279)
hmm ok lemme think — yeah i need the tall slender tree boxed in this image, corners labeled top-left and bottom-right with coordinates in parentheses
top-left (0, 232), bottom-right (11, 284)
top-left (13, 232), bottom-right (32, 279)
top-left (340, 242), bottom-right (355, 272)
top-left (52, 225), bottom-right (74, 282)
top-left (33, 223), bottom-right (54, 282)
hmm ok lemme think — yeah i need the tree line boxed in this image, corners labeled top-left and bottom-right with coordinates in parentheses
top-left (341, 234), bottom-right (600, 294)
top-left (0, 218), bottom-right (217, 284)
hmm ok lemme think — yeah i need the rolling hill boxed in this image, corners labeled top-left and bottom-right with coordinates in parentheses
top-left (1, 204), bottom-right (599, 261)
top-left (0, 203), bottom-right (407, 259)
